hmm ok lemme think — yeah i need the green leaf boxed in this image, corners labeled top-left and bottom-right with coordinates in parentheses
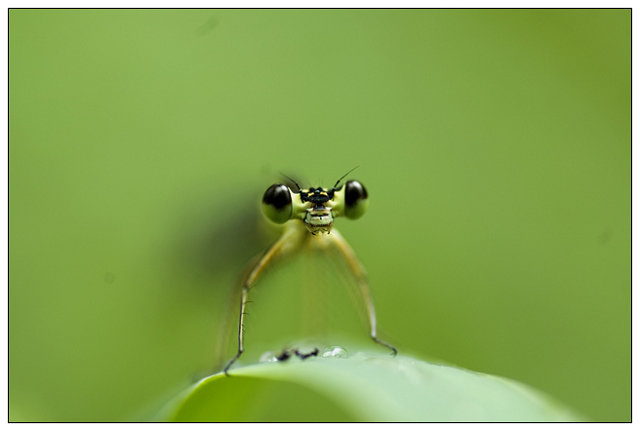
top-left (157, 351), bottom-right (585, 422)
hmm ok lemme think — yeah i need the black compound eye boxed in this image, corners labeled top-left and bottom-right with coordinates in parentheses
top-left (262, 183), bottom-right (292, 224)
top-left (344, 180), bottom-right (369, 220)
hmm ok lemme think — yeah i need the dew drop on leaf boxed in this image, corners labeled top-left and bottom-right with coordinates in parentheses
top-left (259, 351), bottom-right (278, 363)
top-left (321, 346), bottom-right (348, 359)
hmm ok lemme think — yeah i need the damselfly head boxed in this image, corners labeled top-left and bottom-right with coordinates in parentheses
top-left (261, 172), bottom-right (369, 234)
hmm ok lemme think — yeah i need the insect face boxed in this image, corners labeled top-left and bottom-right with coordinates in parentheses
top-left (261, 179), bottom-right (369, 234)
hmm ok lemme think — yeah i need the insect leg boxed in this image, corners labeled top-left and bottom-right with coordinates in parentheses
top-left (328, 229), bottom-right (397, 356)
top-left (223, 223), bottom-right (306, 375)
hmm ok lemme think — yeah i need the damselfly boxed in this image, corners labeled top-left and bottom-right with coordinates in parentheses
top-left (223, 169), bottom-right (396, 375)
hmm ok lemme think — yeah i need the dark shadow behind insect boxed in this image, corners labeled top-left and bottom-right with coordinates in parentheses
top-left (172, 175), bottom-right (303, 286)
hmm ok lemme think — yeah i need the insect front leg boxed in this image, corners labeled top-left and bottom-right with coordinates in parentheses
top-left (222, 222), bottom-right (306, 375)
top-left (328, 229), bottom-right (397, 356)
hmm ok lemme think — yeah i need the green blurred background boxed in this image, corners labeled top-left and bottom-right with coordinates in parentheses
top-left (9, 9), bottom-right (630, 422)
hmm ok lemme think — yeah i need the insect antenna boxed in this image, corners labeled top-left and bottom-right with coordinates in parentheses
top-left (279, 172), bottom-right (301, 192)
top-left (333, 166), bottom-right (359, 189)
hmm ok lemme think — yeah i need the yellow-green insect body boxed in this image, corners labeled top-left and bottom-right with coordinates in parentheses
top-left (223, 170), bottom-right (395, 375)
